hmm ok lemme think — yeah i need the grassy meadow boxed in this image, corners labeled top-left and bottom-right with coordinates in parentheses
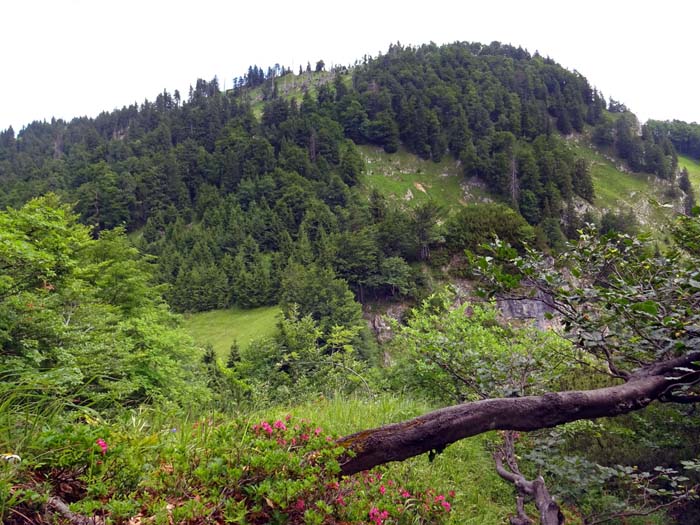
top-left (182, 305), bottom-right (280, 358)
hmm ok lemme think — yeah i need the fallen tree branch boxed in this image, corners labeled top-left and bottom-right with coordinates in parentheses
top-left (336, 352), bottom-right (700, 475)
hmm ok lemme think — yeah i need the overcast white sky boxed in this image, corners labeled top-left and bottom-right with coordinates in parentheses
top-left (1, 0), bottom-right (697, 132)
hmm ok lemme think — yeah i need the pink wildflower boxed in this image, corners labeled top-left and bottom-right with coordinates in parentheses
top-left (95, 438), bottom-right (108, 455)
top-left (401, 489), bottom-right (411, 498)
top-left (379, 485), bottom-right (386, 495)
top-left (294, 499), bottom-right (305, 511)
top-left (336, 495), bottom-right (346, 506)
top-left (441, 501), bottom-right (451, 512)
top-left (369, 507), bottom-right (390, 524)
top-left (314, 427), bottom-right (322, 436)
top-left (273, 420), bottom-right (287, 431)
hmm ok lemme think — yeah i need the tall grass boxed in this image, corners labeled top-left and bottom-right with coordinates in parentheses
top-left (0, 374), bottom-right (91, 455)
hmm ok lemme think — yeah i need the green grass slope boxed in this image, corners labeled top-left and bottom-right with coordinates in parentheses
top-left (358, 145), bottom-right (491, 209)
top-left (358, 139), bottom-right (683, 232)
top-left (569, 141), bottom-right (681, 228)
top-left (679, 153), bottom-right (700, 194)
top-left (182, 305), bottom-right (280, 358)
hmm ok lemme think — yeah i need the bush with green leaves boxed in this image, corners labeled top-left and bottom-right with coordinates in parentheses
top-left (235, 308), bottom-right (377, 404)
top-left (0, 196), bottom-right (209, 452)
top-left (388, 290), bottom-right (573, 404)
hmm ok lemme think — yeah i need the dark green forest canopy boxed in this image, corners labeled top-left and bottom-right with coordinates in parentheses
top-left (646, 119), bottom-right (700, 160)
top-left (0, 42), bottom-right (687, 313)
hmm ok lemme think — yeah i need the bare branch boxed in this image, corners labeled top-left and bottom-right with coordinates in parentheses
top-left (585, 486), bottom-right (699, 525)
top-left (494, 432), bottom-right (563, 525)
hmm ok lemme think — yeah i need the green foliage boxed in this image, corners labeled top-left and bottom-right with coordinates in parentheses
top-left (443, 202), bottom-right (534, 254)
top-left (647, 120), bottom-right (700, 160)
top-left (402, 224), bottom-right (700, 521)
top-left (389, 291), bottom-right (572, 404)
top-left (599, 208), bottom-right (639, 236)
top-left (476, 226), bottom-right (700, 376)
top-left (0, 42), bottom-right (678, 316)
top-left (235, 308), bottom-right (374, 403)
top-left (280, 262), bottom-right (362, 336)
top-left (673, 207), bottom-right (700, 255)
top-left (0, 196), bottom-right (208, 411)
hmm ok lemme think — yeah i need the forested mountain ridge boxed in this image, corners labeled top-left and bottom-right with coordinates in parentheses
top-left (0, 41), bottom-right (694, 315)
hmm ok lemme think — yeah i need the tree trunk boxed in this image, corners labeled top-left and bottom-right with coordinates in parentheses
top-left (337, 353), bottom-right (700, 475)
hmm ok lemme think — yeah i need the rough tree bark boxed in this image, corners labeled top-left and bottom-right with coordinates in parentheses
top-left (337, 351), bottom-right (700, 476)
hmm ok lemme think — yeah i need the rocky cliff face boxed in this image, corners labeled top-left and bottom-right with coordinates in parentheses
top-left (365, 280), bottom-right (557, 343)
top-left (366, 303), bottom-right (409, 344)
top-left (496, 290), bottom-right (556, 329)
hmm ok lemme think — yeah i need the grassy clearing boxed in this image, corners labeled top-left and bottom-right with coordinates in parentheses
top-left (265, 394), bottom-right (515, 525)
top-left (358, 145), bottom-right (491, 210)
top-left (570, 142), bottom-right (678, 228)
top-left (678, 153), bottom-right (700, 194)
top-left (182, 305), bottom-right (280, 358)
top-left (571, 143), bottom-right (653, 209)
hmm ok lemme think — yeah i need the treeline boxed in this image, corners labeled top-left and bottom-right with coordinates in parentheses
top-left (646, 119), bottom-right (700, 160)
top-left (592, 112), bottom-right (678, 178)
top-left (641, 119), bottom-right (700, 214)
top-left (0, 42), bottom-right (687, 314)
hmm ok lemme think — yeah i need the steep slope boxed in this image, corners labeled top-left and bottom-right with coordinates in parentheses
top-left (358, 144), bottom-right (490, 208)
top-left (569, 139), bottom-right (683, 227)
top-left (679, 154), bottom-right (700, 194)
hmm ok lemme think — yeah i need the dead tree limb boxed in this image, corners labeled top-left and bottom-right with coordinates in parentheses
top-left (337, 352), bottom-right (700, 476)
